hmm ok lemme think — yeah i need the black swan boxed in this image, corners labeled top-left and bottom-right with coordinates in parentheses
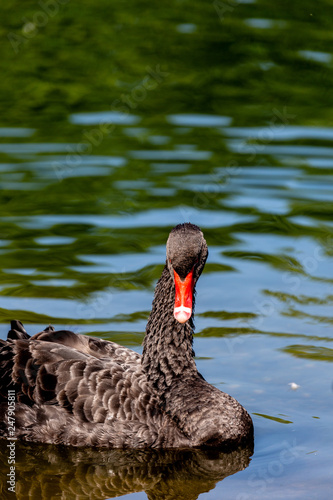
top-left (0, 223), bottom-right (253, 449)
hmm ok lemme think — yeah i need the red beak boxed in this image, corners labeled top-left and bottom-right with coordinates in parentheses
top-left (173, 268), bottom-right (194, 323)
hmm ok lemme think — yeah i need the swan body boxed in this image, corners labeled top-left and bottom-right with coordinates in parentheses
top-left (0, 223), bottom-right (253, 449)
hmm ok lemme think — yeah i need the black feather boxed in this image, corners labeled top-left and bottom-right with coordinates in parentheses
top-left (0, 223), bottom-right (253, 449)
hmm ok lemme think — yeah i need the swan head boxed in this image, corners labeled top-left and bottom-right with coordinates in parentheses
top-left (166, 223), bottom-right (208, 324)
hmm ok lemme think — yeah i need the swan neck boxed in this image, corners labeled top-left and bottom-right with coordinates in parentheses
top-left (142, 265), bottom-right (197, 390)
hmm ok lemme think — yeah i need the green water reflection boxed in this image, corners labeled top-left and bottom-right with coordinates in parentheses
top-left (2, 0), bottom-right (333, 128)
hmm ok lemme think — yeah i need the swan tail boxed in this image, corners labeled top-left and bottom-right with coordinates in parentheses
top-left (8, 320), bottom-right (30, 340)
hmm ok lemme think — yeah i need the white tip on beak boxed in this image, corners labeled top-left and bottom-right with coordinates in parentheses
top-left (174, 306), bottom-right (192, 323)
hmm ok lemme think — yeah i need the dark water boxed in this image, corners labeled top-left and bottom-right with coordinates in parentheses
top-left (1, 0), bottom-right (333, 498)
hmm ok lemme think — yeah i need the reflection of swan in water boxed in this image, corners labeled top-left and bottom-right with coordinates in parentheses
top-left (0, 440), bottom-right (253, 500)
